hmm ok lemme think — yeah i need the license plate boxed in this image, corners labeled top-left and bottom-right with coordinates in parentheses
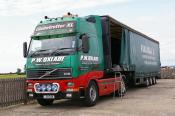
top-left (43, 95), bottom-right (55, 99)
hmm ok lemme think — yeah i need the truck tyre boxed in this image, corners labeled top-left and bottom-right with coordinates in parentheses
top-left (148, 77), bottom-right (152, 86)
top-left (37, 99), bottom-right (54, 106)
top-left (84, 81), bottom-right (99, 107)
top-left (155, 77), bottom-right (157, 84)
top-left (152, 77), bottom-right (155, 85)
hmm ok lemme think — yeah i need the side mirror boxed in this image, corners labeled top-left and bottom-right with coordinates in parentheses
top-left (23, 42), bottom-right (27, 58)
top-left (81, 34), bottom-right (89, 53)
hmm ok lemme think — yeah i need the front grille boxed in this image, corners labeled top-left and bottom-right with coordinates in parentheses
top-left (27, 68), bottom-right (72, 79)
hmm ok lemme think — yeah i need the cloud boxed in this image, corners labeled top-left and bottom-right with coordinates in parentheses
top-left (136, 16), bottom-right (156, 22)
top-left (0, 0), bottom-right (130, 16)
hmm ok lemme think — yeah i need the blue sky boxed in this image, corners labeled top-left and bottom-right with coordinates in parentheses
top-left (0, 0), bottom-right (175, 73)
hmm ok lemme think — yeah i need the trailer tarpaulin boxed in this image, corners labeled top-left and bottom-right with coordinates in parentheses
top-left (120, 29), bottom-right (131, 65)
top-left (120, 29), bottom-right (160, 73)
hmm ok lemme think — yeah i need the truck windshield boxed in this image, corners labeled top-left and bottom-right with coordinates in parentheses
top-left (28, 36), bottom-right (76, 57)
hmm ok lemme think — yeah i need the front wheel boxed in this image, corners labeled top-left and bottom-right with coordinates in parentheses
top-left (37, 99), bottom-right (54, 106)
top-left (84, 81), bottom-right (98, 107)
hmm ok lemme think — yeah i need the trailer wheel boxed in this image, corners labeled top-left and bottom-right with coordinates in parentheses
top-left (152, 77), bottom-right (155, 85)
top-left (149, 77), bottom-right (153, 85)
top-left (154, 77), bottom-right (157, 84)
top-left (145, 78), bottom-right (149, 87)
top-left (37, 99), bottom-right (54, 106)
top-left (84, 81), bottom-right (98, 106)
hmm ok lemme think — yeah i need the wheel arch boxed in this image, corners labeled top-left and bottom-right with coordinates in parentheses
top-left (87, 79), bottom-right (99, 93)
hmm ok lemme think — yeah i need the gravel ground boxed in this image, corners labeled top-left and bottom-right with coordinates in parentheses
top-left (1, 79), bottom-right (175, 116)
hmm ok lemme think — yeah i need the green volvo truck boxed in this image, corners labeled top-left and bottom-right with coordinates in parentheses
top-left (23, 13), bottom-right (161, 106)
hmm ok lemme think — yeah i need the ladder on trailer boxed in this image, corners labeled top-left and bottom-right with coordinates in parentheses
top-left (113, 72), bottom-right (126, 99)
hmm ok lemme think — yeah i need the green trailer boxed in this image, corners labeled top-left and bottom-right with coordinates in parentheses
top-left (101, 16), bottom-right (160, 86)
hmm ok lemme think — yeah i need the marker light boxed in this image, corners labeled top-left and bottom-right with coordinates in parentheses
top-left (27, 83), bottom-right (33, 88)
top-left (67, 82), bottom-right (74, 87)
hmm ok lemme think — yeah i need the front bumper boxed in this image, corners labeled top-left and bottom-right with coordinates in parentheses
top-left (28, 91), bottom-right (81, 100)
top-left (26, 76), bottom-right (86, 100)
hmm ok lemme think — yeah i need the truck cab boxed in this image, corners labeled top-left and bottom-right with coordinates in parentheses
top-left (24, 14), bottom-right (123, 106)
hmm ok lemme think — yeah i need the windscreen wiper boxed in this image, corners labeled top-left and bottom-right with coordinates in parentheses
top-left (51, 48), bottom-right (74, 56)
top-left (29, 49), bottom-right (50, 57)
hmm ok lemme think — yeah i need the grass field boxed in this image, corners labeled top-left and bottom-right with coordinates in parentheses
top-left (0, 74), bottom-right (26, 78)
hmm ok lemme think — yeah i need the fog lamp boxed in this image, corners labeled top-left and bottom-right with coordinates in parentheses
top-left (41, 84), bottom-right (46, 91)
top-left (46, 84), bottom-right (52, 91)
top-left (52, 84), bottom-right (58, 92)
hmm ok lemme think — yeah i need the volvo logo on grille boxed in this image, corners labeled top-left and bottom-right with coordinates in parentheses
top-left (45, 71), bottom-right (52, 75)
top-left (39, 69), bottom-right (58, 79)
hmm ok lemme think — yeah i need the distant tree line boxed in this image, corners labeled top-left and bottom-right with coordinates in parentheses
top-left (0, 68), bottom-right (25, 75)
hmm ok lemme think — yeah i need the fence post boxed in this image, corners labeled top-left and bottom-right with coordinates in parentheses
top-left (23, 78), bottom-right (28, 105)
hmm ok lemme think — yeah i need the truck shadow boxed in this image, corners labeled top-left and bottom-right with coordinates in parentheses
top-left (37, 87), bottom-right (146, 109)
